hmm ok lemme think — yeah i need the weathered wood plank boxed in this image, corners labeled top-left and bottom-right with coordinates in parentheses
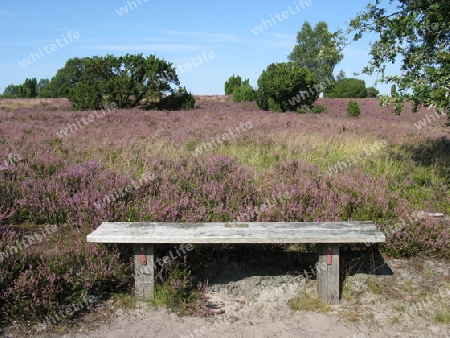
top-left (317, 243), bottom-right (340, 305)
top-left (87, 222), bottom-right (385, 244)
top-left (133, 244), bottom-right (154, 301)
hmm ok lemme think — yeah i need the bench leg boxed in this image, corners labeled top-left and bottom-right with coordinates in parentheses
top-left (317, 243), bottom-right (340, 305)
top-left (133, 244), bottom-right (154, 301)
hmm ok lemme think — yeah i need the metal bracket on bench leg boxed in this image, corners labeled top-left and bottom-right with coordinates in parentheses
top-left (139, 245), bottom-right (147, 266)
top-left (326, 244), bottom-right (333, 265)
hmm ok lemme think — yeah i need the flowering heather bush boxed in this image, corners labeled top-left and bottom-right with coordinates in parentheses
top-left (0, 96), bottom-right (449, 326)
top-left (384, 217), bottom-right (450, 257)
top-left (130, 155), bottom-right (261, 222)
top-left (269, 160), bottom-right (399, 223)
top-left (0, 224), bottom-right (24, 298)
top-left (0, 224), bottom-right (131, 323)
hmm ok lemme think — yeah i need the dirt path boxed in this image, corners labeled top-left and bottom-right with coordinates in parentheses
top-left (66, 297), bottom-right (446, 338)
top-left (74, 307), bottom-right (369, 338)
top-left (63, 256), bottom-right (449, 338)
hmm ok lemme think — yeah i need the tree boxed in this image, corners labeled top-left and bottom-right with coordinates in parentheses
top-left (20, 78), bottom-right (37, 98)
top-left (325, 78), bottom-right (367, 98)
top-left (225, 75), bottom-right (242, 95)
top-left (349, 0), bottom-right (450, 115)
top-left (2, 80), bottom-right (38, 98)
top-left (289, 21), bottom-right (344, 88)
top-left (233, 80), bottom-right (255, 103)
top-left (36, 79), bottom-right (50, 97)
top-left (51, 54), bottom-right (181, 110)
top-left (2, 85), bottom-right (20, 98)
top-left (157, 86), bottom-right (195, 110)
top-left (256, 62), bottom-right (317, 112)
top-left (366, 87), bottom-right (379, 98)
top-left (336, 69), bottom-right (346, 82)
top-left (390, 84), bottom-right (397, 98)
top-left (225, 75), bottom-right (256, 102)
top-left (47, 57), bottom-right (88, 98)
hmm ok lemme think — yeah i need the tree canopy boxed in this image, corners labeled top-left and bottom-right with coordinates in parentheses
top-left (325, 78), bottom-right (367, 98)
top-left (2, 78), bottom-right (44, 98)
top-left (288, 21), bottom-right (344, 86)
top-left (47, 54), bottom-right (181, 110)
top-left (2, 84), bottom-right (20, 98)
top-left (224, 75), bottom-right (242, 95)
top-left (256, 62), bottom-right (317, 112)
top-left (349, 0), bottom-right (450, 114)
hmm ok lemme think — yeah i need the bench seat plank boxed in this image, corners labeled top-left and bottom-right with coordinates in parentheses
top-left (87, 221), bottom-right (385, 244)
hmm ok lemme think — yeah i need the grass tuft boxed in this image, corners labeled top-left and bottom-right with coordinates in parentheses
top-left (112, 293), bottom-right (136, 309)
top-left (434, 308), bottom-right (450, 324)
top-left (151, 263), bottom-right (207, 316)
top-left (288, 292), bottom-right (330, 313)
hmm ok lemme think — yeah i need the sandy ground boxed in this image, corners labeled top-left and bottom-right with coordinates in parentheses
top-left (2, 255), bottom-right (449, 338)
top-left (68, 307), bottom-right (371, 338)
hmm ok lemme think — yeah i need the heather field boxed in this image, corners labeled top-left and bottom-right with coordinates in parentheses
top-left (0, 97), bottom-right (449, 335)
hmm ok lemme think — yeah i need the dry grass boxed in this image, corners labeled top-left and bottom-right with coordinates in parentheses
top-left (342, 282), bottom-right (354, 301)
top-left (112, 293), bottom-right (137, 309)
top-left (340, 310), bottom-right (360, 322)
top-left (434, 308), bottom-right (450, 324)
top-left (0, 98), bottom-right (70, 110)
top-left (288, 292), bottom-right (331, 313)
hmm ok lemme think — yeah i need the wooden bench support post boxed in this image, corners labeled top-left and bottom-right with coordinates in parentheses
top-left (133, 244), bottom-right (154, 301)
top-left (317, 243), bottom-right (340, 305)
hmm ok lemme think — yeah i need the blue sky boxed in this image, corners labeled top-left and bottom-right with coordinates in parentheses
top-left (0, 0), bottom-right (397, 95)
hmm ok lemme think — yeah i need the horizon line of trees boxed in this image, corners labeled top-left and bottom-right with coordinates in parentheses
top-left (4, 0), bottom-right (449, 118)
top-left (1, 54), bottom-right (195, 111)
top-left (224, 21), bottom-right (380, 113)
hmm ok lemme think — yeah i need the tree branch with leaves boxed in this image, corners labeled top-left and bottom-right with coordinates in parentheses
top-left (349, 0), bottom-right (450, 115)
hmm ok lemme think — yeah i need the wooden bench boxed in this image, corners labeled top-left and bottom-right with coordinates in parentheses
top-left (86, 221), bottom-right (385, 305)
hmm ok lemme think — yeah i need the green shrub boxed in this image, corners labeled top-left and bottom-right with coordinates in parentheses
top-left (152, 262), bottom-right (206, 315)
top-left (224, 75), bottom-right (242, 95)
top-left (366, 87), bottom-right (379, 98)
top-left (347, 100), bottom-right (361, 116)
top-left (311, 105), bottom-right (326, 114)
top-left (255, 89), bottom-right (269, 110)
top-left (296, 105), bottom-right (309, 114)
top-left (267, 97), bottom-right (283, 112)
top-left (296, 105), bottom-right (326, 114)
top-left (325, 78), bottom-right (367, 98)
top-left (391, 84), bottom-right (397, 97)
top-left (158, 87), bottom-right (195, 111)
top-left (232, 82), bottom-right (255, 103)
top-left (256, 62), bottom-right (317, 112)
